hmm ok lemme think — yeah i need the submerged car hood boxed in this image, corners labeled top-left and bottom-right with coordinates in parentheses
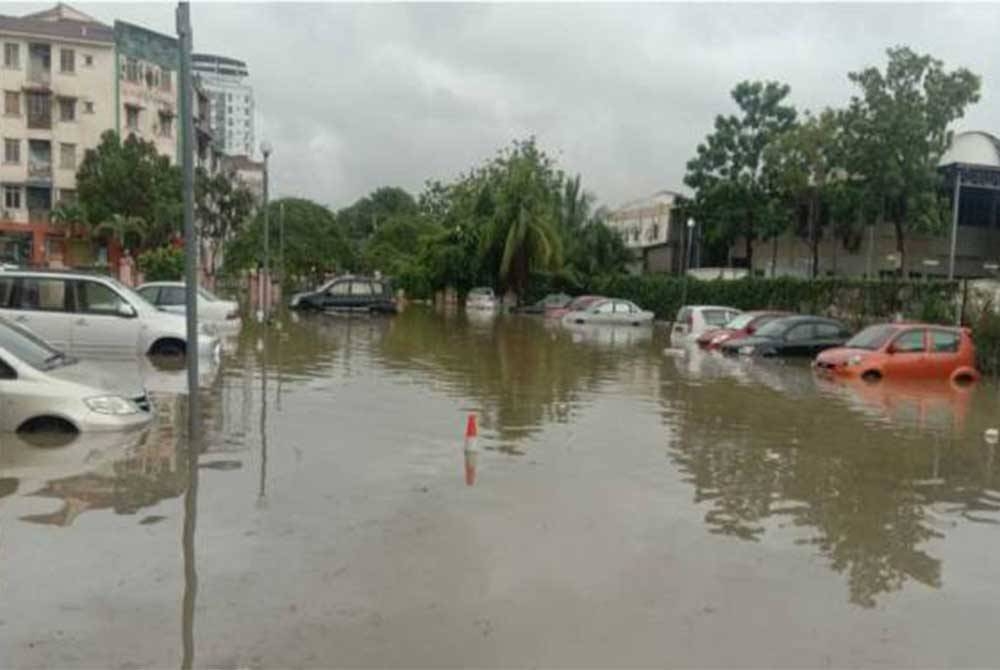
top-left (815, 347), bottom-right (870, 365)
top-left (47, 359), bottom-right (145, 397)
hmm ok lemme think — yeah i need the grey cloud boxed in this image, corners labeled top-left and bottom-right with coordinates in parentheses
top-left (12, 2), bottom-right (1000, 210)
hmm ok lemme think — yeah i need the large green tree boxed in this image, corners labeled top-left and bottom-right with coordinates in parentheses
top-left (337, 186), bottom-right (418, 242)
top-left (223, 197), bottom-right (354, 282)
top-left (196, 167), bottom-right (255, 280)
top-left (75, 130), bottom-right (181, 248)
top-left (685, 81), bottom-right (798, 270)
top-left (842, 46), bottom-right (980, 275)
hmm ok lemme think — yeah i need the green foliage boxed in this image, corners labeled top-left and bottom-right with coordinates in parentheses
top-left (338, 186), bottom-right (418, 242)
top-left (684, 81), bottom-right (798, 267)
top-left (842, 46), bottom-right (981, 272)
top-left (591, 275), bottom-right (959, 326)
top-left (76, 131), bottom-right (182, 248)
top-left (223, 198), bottom-right (354, 283)
top-left (137, 246), bottom-right (184, 281)
top-left (196, 167), bottom-right (255, 275)
top-left (93, 214), bottom-right (146, 252)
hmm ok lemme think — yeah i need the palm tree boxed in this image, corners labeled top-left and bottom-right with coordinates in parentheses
top-left (50, 202), bottom-right (86, 237)
top-left (93, 214), bottom-right (146, 252)
top-left (482, 158), bottom-right (562, 299)
top-left (560, 173), bottom-right (592, 234)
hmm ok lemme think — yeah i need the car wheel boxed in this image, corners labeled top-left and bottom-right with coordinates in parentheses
top-left (18, 416), bottom-right (78, 435)
top-left (150, 338), bottom-right (186, 357)
top-left (861, 370), bottom-right (882, 383)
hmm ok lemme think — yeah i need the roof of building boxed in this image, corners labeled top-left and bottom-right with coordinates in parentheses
top-left (614, 189), bottom-right (685, 213)
top-left (0, 2), bottom-right (113, 44)
top-left (192, 53), bottom-right (248, 68)
top-left (939, 131), bottom-right (1000, 168)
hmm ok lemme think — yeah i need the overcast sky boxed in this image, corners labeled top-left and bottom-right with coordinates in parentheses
top-left (8, 2), bottom-right (1000, 210)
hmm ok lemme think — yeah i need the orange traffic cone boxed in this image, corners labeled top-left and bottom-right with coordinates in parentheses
top-left (464, 413), bottom-right (478, 486)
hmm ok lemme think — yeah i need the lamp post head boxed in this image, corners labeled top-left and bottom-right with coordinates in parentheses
top-left (687, 218), bottom-right (695, 229)
top-left (260, 140), bottom-right (273, 160)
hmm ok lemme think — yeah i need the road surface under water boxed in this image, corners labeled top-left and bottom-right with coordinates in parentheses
top-left (3, 306), bottom-right (1000, 668)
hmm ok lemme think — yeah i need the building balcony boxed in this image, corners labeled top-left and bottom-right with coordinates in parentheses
top-left (27, 67), bottom-right (51, 87)
top-left (27, 112), bottom-right (52, 130)
top-left (27, 162), bottom-right (52, 181)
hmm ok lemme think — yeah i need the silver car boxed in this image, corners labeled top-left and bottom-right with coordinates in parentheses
top-left (0, 317), bottom-right (153, 433)
top-left (561, 298), bottom-right (654, 326)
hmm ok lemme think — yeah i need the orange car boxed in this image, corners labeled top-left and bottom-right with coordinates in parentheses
top-left (814, 323), bottom-right (979, 383)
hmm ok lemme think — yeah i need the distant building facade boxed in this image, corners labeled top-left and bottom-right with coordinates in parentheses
top-left (735, 131), bottom-right (1000, 279)
top-left (221, 153), bottom-right (264, 203)
top-left (0, 3), bottom-right (115, 265)
top-left (192, 53), bottom-right (255, 157)
top-left (607, 190), bottom-right (686, 274)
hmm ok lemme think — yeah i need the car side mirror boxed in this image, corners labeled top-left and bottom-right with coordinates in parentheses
top-left (746, 325), bottom-right (756, 334)
top-left (886, 344), bottom-right (897, 355)
top-left (118, 303), bottom-right (137, 318)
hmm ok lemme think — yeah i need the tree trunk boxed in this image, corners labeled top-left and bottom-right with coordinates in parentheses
top-left (894, 220), bottom-right (906, 278)
top-left (770, 235), bottom-right (778, 278)
top-left (809, 194), bottom-right (819, 279)
top-left (745, 234), bottom-right (754, 274)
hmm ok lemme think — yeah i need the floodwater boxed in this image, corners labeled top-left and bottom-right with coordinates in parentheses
top-left (4, 307), bottom-right (1000, 667)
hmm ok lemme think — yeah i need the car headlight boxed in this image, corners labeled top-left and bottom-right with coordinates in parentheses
top-left (739, 345), bottom-right (755, 355)
top-left (85, 395), bottom-right (139, 415)
top-left (847, 354), bottom-right (863, 366)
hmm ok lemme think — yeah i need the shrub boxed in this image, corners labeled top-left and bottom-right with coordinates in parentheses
top-left (138, 246), bottom-right (184, 281)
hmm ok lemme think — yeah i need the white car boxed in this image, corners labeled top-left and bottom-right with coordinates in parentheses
top-left (0, 316), bottom-right (153, 433)
top-left (0, 270), bottom-right (219, 359)
top-left (136, 281), bottom-right (241, 331)
top-left (467, 287), bottom-right (499, 311)
top-left (561, 298), bottom-right (654, 326)
top-left (671, 305), bottom-right (741, 342)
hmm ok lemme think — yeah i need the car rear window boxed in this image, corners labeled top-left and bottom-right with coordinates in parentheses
top-left (702, 309), bottom-right (732, 326)
top-left (20, 278), bottom-right (68, 311)
top-left (931, 330), bottom-right (959, 353)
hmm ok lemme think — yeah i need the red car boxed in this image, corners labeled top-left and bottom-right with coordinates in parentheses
top-left (696, 310), bottom-right (792, 349)
top-left (547, 295), bottom-right (604, 320)
top-left (814, 323), bottom-right (979, 383)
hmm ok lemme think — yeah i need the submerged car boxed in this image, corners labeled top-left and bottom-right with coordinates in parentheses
top-left (561, 298), bottom-right (654, 326)
top-left (516, 292), bottom-right (572, 315)
top-left (288, 275), bottom-right (397, 313)
top-left (547, 294), bottom-right (604, 320)
top-left (136, 282), bottom-right (241, 328)
top-left (696, 310), bottom-right (792, 349)
top-left (466, 287), bottom-right (499, 311)
top-left (0, 316), bottom-right (152, 433)
top-left (720, 315), bottom-right (851, 358)
top-left (814, 323), bottom-right (979, 383)
top-left (672, 305), bottom-right (742, 341)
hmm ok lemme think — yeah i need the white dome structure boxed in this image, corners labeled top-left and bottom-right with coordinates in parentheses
top-left (939, 131), bottom-right (1000, 167)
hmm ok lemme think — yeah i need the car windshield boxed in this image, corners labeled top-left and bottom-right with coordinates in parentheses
top-left (469, 288), bottom-right (493, 297)
top-left (0, 317), bottom-right (70, 370)
top-left (845, 324), bottom-right (897, 350)
top-left (105, 276), bottom-right (152, 309)
top-left (755, 319), bottom-right (793, 338)
top-left (570, 296), bottom-right (600, 310)
top-left (723, 313), bottom-right (756, 330)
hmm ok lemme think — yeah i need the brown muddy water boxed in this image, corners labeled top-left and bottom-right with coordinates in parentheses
top-left (3, 306), bottom-right (1000, 668)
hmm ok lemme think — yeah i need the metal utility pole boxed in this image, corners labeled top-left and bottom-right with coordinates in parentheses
top-left (261, 141), bottom-right (273, 322)
top-left (948, 169), bottom-right (962, 281)
top-left (279, 201), bottom-right (285, 287)
top-left (175, 4), bottom-right (198, 669)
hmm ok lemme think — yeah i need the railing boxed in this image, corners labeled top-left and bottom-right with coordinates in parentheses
top-left (26, 66), bottom-right (50, 86)
top-left (27, 162), bottom-right (52, 180)
top-left (27, 112), bottom-right (51, 130)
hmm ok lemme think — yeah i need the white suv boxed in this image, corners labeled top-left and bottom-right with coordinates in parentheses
top-left (0, 270), bottom-right (219, 359)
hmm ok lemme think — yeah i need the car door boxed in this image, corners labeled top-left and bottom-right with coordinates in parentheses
top-left (0, 354), bottom-right (17, 430)
top-left (350, 279), bottom-right (374, 311)
top-left (782, 323), bottom-right (816, 356)
top-left (155, 285), bottom-right (188, 315)
top-left (8, 276), bottom-right (73, 351)
top-left (927, 329), bottom-right (961, 378)
top-left (72, 279), bottom-right (142, 358)
top-left (814, 322), bottom-right (847, 356)
top-left (324, 279), bottom-right (351, 309)
top-left (884, 328), bottom-right (927, 377)
top-left (673, 307), bottom-right (692, 338)
top-left (588, 300), bottom-right (615, 324)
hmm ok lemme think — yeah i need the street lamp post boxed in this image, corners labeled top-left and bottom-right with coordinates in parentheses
top-left (260, 140), bottom-right (272, 322)
top-left (680, 217), bottom-right (696, 308)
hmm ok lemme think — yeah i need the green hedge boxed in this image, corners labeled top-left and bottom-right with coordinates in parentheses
top-left (586, 275), bottom-right (959, 328)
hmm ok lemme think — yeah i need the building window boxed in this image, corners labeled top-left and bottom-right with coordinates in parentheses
top-left (4, 90), bottom-right (19, 116)
top-left (158, 112), bottom-right (173, 138)
top-left (160, 70), bottom-right (172, 92)
top-left (59, 48), bottom-right (74, 73)
top-left (3, 43), bottom-right (19, 69)
top-left (125, 105), bottom-right (140, 131)
top-left (59, 143), bottom-right (75, 170)
top-left (84, 54), bottom-right (93, 67)
top-left (3, 138), bottom-right (19, 164)
top-left (145, 65), bottom-right (158, 88)
top-left (58, 97), bottom-right (75, 122)
top-left (83, 100), bottom-right (94, 114)
top-left (123, 57), bottom-right (140, 83)
top-left (3, 185), bottom-right (21, 210)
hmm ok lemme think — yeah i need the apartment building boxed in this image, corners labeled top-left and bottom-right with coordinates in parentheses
top-left (192, 53), bottom-right (255, 157)
top-left (221, 153), bottom-right (264, 202)
top-left (0, 3), bottom-right (115, 265)
top-left (113, 20), bottom-right (179, 163)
